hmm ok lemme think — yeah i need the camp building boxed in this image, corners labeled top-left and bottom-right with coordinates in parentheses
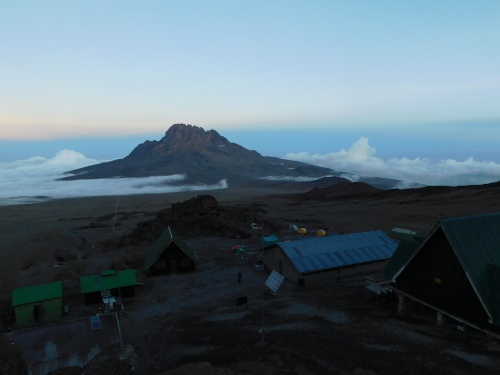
top-left (263, 230), bottom-right (398, 285)
top-left (12, 281), bottom-right (63, 328)
top-left (145, 226), bottom-right (199, 275)
top-left (80, 269), bottom-right (137, 304)
top-left (385, 212), bottom-right (500, 333)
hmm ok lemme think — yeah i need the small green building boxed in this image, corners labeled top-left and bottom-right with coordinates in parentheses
top-left (12, 281), bottom-right (63, 328)
top-left (80, 269), bottom-right (137, 304)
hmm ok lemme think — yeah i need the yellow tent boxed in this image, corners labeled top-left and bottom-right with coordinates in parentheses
top-left (297, 228), bottom-right (308, 235)
top-left (316, 229), bottom-right (326, 236)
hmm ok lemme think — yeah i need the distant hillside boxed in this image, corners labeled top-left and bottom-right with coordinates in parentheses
top-left (62, 124), bottom-right (334, 184)
top-left (297, 181), bottom-right (382, 200)
top-left (295, 180), bottom-right (500, 203)
top-left (269, 176), bottom-right (351, 190)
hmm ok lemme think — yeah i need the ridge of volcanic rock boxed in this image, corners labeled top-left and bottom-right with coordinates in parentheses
top-left (128, 123), bottom-right (251, 159)
top-left (61, 123), bottom-right (333, 183)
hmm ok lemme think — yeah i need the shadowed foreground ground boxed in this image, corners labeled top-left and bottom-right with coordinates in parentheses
top-left (1, 182), bottom-right (500, 374)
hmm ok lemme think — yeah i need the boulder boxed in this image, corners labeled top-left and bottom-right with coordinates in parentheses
top-left (171, 195), bottom-right (218, 219)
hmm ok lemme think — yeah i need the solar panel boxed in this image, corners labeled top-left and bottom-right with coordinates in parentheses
top-left (265, 270), bottom-right (285, 293)
top-left (90, 315), bottom-right (102, 331)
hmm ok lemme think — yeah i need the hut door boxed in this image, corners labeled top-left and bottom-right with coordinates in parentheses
top-left (170, 259), bottom-right (177, 273)
top-left (33, 304), bottom-right (45, 323)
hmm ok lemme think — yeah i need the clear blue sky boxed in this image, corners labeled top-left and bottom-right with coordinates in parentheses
top-left (1, 1), bottom-right (500, 186)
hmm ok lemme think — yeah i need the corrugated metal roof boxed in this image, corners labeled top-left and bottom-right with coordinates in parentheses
top-left (390, 227), bottom-right (418, 236)
top-left (260, 234), bottom-right (280, 246)
top-left (382, 240), bottom-right (422, 281)
top-left (278, 231), bottom-right (398, 274)
top-left (12, 281), bottom-right (62, 306)
top-left (80, 269), bottom-right (137, 294)
top-left (144, 226), bottom-right (198, 271)
top-left (440, 212), bottom-right (500, 325)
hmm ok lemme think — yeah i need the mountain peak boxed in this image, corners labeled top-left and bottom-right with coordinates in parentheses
top-left (163, 123), bottom-right (227, 147)
top-left (62, 123), bottom-right (333, 184)
top-left (165, 123), bottom-right (209, 141)
top-left (129, 123), bottom-right (230, 158)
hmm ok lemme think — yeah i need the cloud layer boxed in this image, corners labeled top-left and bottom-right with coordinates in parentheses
top-left (2, 140), bottom-right (499, 207)
top-left (0, 150), bottom-right (227, 206)
top-left (284, 137), bottom-right (500, 186)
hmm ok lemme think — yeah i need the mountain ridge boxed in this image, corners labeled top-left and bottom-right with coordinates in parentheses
top-left (62, 123), bottom-right (414, 189)
top-left (62, 124), bottom-right (336, 184)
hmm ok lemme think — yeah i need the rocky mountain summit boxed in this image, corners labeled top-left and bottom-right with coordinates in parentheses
top-left (62, 123), bottom-right (333, 184)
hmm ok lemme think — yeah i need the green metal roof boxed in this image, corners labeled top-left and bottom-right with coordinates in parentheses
top-left (440, 213), bottom-right (500, 325)
top-left (145, 226), bottom-right (198, 271)
top-left (12, 281), bottom-right (62, 306)
top-left (383, 240), bottom-right (422, 281)
top-left (392, 212), bottom-right (500, 326)
top-left (80, 269), bottom-right (137, 294)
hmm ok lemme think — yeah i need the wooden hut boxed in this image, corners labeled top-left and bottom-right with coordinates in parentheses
top-left (12, 281), bottom-right (63, 328)
top-left (144, 226), bottom-right (198, 275)
top-left (386, 212), bottom-right (500, 333)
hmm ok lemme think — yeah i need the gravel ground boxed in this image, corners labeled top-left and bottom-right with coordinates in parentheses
top-left (2, 184), bottom-right (500, 374)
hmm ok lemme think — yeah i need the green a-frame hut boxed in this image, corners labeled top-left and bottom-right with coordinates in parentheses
top-left (12, 281), bottom-right (63, 328)
top-left (386, 212), bottom-right (500, 333)
top-left (145, 226), bottom-right (198, 275)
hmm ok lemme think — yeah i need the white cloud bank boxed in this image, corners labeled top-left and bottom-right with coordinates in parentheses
top-left (0, 150), bottom-right (227, 206)
top-left (2, 141), bottom-right (499, 206)
top-left (284, 137), bottom-right (500, 187)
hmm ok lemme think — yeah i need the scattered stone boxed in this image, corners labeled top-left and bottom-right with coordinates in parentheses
top-left (54, 248), bottom-right (77, 262)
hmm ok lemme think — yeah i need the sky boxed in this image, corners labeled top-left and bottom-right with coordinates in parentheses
top-left (1, 1), bottom-right (500, 200)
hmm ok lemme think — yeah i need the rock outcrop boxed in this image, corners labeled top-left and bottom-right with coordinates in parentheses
top-left (171, 194), bottom-right (219, 220)
top-left (115, 195), bottom-right (282, 247)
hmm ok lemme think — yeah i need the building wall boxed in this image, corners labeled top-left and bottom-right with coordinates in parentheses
top-left (302, 261), bottom-right (387, 286)
top-left (395, 228), bottom-right (490, 327)
top-left (262, 246), bottom-right (299, 282)
top-left (84, 285), bottom-right (135, 305)
top-left (15, 298), bottom-right (63, 328)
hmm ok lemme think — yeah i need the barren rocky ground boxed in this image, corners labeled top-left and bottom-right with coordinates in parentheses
top-left (2, 182), bottom-right (500, 374)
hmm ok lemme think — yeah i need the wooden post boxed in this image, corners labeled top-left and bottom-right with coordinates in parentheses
top-left (397, 294), bottom-right (406, 315)
top-left (437, 311), bottom-right (445, 325)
